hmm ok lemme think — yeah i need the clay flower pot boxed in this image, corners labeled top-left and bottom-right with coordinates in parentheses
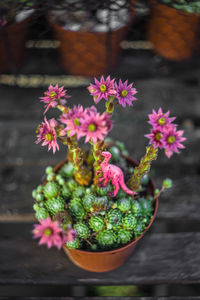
top-left (0, 14), bottom-right (32, 73)
top-left (147, 1), bottom-right (199, 61)
top-left (53, 156), bottom-right (159, 273)
top-left (49, 8), bottom-right (135, 77)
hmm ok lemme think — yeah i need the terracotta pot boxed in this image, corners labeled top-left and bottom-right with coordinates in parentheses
top-left (0, 15), bottom-right (32, 72)
top-left (53, 156), bottom-right (159, 273)
top-left (147, 1), bottom-right (199, 61)
top-left (49, 8), bottom-right (135, 77)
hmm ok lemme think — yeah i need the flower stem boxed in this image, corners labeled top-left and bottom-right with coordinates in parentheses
top-left (105, 97), bottom-right (117, 115)
top-left (59, 136), bottom-right (92, 186)
top-left (128, 145), bottom-right (158, 192)
top-left (85, 239), bottom-right (93, 247)
top-left (90, 140), bottom-right (105, 186)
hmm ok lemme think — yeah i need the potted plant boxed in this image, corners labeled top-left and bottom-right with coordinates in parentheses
top-left (0, 0), bottom-right (35, 72)
top-left (32, 76), bottom-right (186, 272)
top-left (147, 0), bottom-right (200, 60)
top-left (48, 0), bottom-right (135, 76)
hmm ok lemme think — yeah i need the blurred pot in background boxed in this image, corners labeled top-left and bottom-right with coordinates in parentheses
top-left (49, 0), bottom-right (135, 77)
top-left (0, 0), bottom-right (34, 72)
top-left (147, 0), bottom-right (200, 61)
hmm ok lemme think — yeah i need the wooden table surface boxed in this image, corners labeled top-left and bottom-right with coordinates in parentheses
top-left (0, 35), bottom-right (200, 298)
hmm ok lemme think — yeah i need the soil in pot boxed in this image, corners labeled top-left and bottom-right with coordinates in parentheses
top-left (147, 1), bottom-right (199, 61)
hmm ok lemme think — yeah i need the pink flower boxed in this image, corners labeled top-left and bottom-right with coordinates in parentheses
top-left (40, 84), bottom-right (70, 114)
top-left (33, 217), bottom-right (66, 250)
top-left (115, 79), bottom-right (137, 107)
top-left (60, 105), bottom-right (85, 139)
top-left (81, 106), bottom-right (113, 144)
top-left (148, 108), bottom-right (176, 130)
top-left (66, 229), bottom-right (77, 242)
top-left (36, 117), bottom-right (59, 154)
top-left (145, 128), bottom-right (164, 149)
top-left (88, 76), bottom-right (116, 104)
top-left (162, 127), bottom-right (186, 158)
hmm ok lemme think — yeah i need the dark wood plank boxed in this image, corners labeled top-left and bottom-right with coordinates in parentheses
top-left (0, 232), bottom-right (200, 285)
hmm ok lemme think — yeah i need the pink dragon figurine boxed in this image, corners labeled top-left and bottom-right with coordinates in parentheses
top-left (97, 151), bottom-right (136, 197)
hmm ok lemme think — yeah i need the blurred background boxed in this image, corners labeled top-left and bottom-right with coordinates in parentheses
top-left (0, 0), bottom-right (200, 297)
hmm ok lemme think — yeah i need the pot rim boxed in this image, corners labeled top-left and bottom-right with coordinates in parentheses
top-left (51, 156), bottom-right (159, 255)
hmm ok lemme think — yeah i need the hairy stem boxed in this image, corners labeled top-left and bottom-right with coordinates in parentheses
top-left (90, 140), bottom-right (105, 186)
top-left (59, 136), bottom-right (92, 186)
top-left (128, 145), bottom-right (158, 192)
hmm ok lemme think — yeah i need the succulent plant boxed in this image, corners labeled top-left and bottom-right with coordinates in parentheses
top-left (74, 222), bottom-right (90, 239)
top-left (45, 197), bottom-right (65, 216)
top-left (134, 221), bottom-right (145, 239)
top-left (59, 162), bottom-right (74, 178)
top-left (117, 197), bottom-right (131, 212)
top-left (35, 208), bottom-right (49, 221)
top-left (117, 228), bottom-right (133, 245)
top-left (96, 230), bottom-right (117, 248)
top-left (43, 182), bottom-right (60, 199)
top-left (92, 196), bottom-right (108, 212)
top-left (89, 215), bottom-right (105, 232)
top-left (45, 166), bottom-right (54, 175)
top-left (105, 209), bottom-right (123, 230)
top-left (110, 146), bottom-right (121, 161)
top-left (56, 174), bottom-right (65, 186)
top-left (163, 0), bottom-right (200, 14)
top-left (131, 200), bottom-right (142, 216)
top-left (68, 199), bottom-right (86, 220)
top-left (123, 212), bottom-right (136, 230)
top-left (140, 197), bottom-right (153, 217)
top-left (67, 179), bottom-right (78, 192)
top-left (82, 192), bottom-right (96, 212)
top-left (47, 173), bottom-right (55, 182)
top-left (65, 237), bottom-right (80, 249)
top-left (115, 189), bottom-right (127, 199)
top-left (141, 174), bottom-right (149, 186)
top-left (35, 193), bottom-right (44, 202)
top-left (53, 211), bottom-right (72, 231)
top-left (96, 184), bottom-right (113, 197)
top-left (61, 183), bottom-right (71, 199)
top-left (72, 186), bottom-right (85, 199)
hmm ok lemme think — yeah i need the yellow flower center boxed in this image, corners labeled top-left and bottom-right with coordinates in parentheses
top-left (73, 118), bottom-right (81, 126)
top-left (100, 84), bottom-right (106, 92)
top-left (44, 228), bottom-right (52, 236)
top-left (155, 132), bottom-right (162, 141)
top-left (50, 91), bottom-right (57, 98)
top-left (158, 117), bottom-right (166, 125)
top-left (121, 89), bottom-right (128, 97)
top-left (88, 123), bottom-right (96, 132)
top-left (167, 135), bottom-right (175, 144)
top-left (45, 133), bottom-right (53, 141)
